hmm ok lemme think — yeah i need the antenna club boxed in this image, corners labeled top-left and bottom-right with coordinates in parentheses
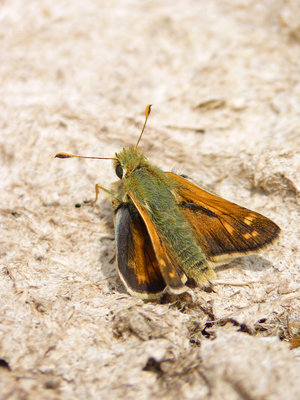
top-left (55, 153), bottom-right (71, 158)
top-left (135, 104), bottom-right (152, 149)
top-left (146, 104), bottom-right (152, 116)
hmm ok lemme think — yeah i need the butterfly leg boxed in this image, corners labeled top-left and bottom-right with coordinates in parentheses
top-left (90, 184), bottom-right (114, 206)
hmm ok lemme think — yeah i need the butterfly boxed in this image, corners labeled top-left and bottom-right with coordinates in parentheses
top-left (56, 105), bottom-right (280, 299)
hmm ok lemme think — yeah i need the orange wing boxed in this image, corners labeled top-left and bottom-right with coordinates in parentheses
top-left (166, 172), bottom-right (280, 264)
top-left (115, 204), bottom-right (166, 299)
top-left (128, 191), bottom-right (188, 295)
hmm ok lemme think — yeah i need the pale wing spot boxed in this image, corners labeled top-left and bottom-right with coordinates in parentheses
top-left (243, 214), bottom-right (255, 225)
top-left (242, 231), bottom-right (259, 240)
top-left (137, 274), bottom-right (147, 284)
top-left (158, 258), bottom-right (166, 267)
top-left (223, 221), bottom-right (235, 235)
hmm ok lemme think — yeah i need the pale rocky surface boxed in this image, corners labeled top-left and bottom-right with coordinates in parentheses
top-left (0, 1), bottom-right (299, 399)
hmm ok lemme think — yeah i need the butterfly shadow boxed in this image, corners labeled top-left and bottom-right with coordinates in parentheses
top-left (214, 254), bottom-right (273, 273)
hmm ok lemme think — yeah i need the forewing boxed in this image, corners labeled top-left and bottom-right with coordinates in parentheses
top-left (166, 172), bottom-right (280, 264)
top-left (115, 204), bottom-right (165, 299)
top-left (128, 191), bottom-right (188, 295)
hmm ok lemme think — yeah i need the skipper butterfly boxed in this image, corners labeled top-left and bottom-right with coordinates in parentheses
top-left (56, 106), bottom-right (280, 299)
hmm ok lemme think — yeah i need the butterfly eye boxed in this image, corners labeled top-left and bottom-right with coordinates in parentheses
top-left (115, 163), bottom-right (123, 179)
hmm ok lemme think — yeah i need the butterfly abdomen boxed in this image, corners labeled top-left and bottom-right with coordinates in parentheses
top-left (159, 214), bottom-right (215, 285)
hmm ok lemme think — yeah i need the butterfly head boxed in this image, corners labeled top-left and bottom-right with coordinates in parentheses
top-left (113, 147), bottom-right (148, 179)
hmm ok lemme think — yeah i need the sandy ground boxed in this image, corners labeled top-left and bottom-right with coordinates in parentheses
top-left (0, 1), bottom-right (299, 399)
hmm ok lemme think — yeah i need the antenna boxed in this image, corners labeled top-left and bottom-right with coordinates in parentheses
top-left (134, 104), bottom-right (152, 149)
top-left (55, 153), bottom-right (116, 160)
top-left (55, 105), bottom-right (152, 160)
